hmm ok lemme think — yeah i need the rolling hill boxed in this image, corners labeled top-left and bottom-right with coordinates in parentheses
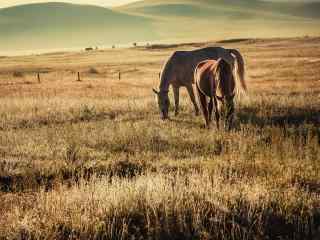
top-left (0, 2), bottom-right (157, 52)
top-left (118, 0), bottom-right (320, 42)
top-left (0, 1), bottom-right (320, 54)
top-left (119, 0), bottom-right (320, 19)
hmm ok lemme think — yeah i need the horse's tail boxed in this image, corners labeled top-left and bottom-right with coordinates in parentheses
top-left (229, 49), bottom-right (247, 93)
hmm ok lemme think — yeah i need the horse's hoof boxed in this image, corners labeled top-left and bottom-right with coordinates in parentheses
top-left (200, 124), bottom-right (207, 129)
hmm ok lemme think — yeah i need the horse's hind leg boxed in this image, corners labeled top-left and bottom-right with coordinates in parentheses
top-left (196, 86), bottom-right (210, 128)
top-left (208, 98), bottom-right (213, 122)
top-left (173, 86), bottom-right (180, 116)
top-left (214, 97), bottom-right (220, 130)
top-left (186, 84), bottom-right (200, 116)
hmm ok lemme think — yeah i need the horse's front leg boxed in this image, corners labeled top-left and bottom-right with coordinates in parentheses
top-left (196, 85), bottom-right (210, 128)
top-left (186, 84), bottom-right (200, 116)
top-left (225, 97), bottom-right (235, 131)
top-left (173, 86), bottom-right (180, 116)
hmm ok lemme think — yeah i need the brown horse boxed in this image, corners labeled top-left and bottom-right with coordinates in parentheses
top-left (153, 47), bottom-right (246, 120)
top-left (195, 58), bottom-right (246, 130)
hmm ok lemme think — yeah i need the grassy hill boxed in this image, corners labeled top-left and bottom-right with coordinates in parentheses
top-left (119, 0), bottom-right (320, 19)
top-left (0, 2), bottom-right (157, 52)
top-left (118, 0), bottom-right (320, 42)
top-left (0, 1), bottom-right (320, 53)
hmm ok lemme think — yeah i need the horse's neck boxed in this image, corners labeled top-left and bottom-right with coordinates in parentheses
top-left (159, 63), bottom-right (172, 92)
top-left (159, 75), bottom-right (170, 92)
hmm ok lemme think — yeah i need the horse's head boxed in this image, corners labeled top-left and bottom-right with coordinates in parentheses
top-left (153, 88), bottom-right (170, 120)
top-left (215, 58), bottom-right (235, 96)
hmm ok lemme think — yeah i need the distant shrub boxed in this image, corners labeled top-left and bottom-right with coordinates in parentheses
top-left (88, 67), bottom-right (99, 74)
top-left (65, 142), bottom-right (79, 164)
top-left (23, 81), bottom-right (33, 85)
top-left (109, 159), bottom-right (146, 178)
top-left (13, 71), bottom-right (24, 78)
top-left (79, 105), bottom-right (97, 121)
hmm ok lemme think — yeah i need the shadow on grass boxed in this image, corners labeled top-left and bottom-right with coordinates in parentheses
top-left (0, 159), bottom-right (147, 193)
top-left (0, 110), bottom-right (123, 131)
top-left (238, 105), bottom-right (320, 127)
top-left (169, 117), bottom-right (199, 129)
top-left (168, 106), bottom-right (320, 134)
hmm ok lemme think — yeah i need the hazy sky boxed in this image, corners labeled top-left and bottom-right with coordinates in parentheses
top-left (0, 0), bottom-right (139, 8)
top-left (1, 0), bottom-right (319, 9)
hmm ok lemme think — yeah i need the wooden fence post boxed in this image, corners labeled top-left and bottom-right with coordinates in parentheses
top-left (77, 72), bottom-right (81, 81)
top-left (37, 73), bottom-right (41, 83)
top-left (118, 71), bottom-right (121, 81)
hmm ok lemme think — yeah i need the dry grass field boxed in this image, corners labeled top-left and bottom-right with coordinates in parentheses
top-left (0, 37), bottom-right (319, 240)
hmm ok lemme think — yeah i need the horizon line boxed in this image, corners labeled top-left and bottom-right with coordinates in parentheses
top-left (0, 0), bottom-right (142, 9)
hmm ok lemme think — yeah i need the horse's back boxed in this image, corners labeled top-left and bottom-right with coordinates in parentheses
top-left (161, 47), bottom-right (234, 87)
top-left (195, 60), bottom-right (218, 77)
top-left (195, 59), bottom-right (235, 99)
top-left (193, 47), bottom-right (234, 65)
top-left (170, 47), bottom-right (234, 73)
top-left (195, 60), bottom-right (219, 97)
top-left (165, 51), bottom-right (197, 86)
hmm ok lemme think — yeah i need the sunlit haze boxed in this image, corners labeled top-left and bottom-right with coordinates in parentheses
top-left (2, 0), bottom-right (319, 9)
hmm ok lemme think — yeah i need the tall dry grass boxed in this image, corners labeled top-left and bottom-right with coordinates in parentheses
top-left (0, 37), bottom-right (319, 239)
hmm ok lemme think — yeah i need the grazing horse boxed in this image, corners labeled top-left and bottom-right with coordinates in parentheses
top-left (195, 58), bottom-right (246, 130)
top-left (153, 47), bottom-right (246, 120)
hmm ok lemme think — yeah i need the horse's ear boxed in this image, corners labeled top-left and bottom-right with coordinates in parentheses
top-left (153, 88), bottom-right (159, 94)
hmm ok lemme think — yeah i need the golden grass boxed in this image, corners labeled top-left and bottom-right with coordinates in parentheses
top-left (0, 37), bottom-right (319, 239)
